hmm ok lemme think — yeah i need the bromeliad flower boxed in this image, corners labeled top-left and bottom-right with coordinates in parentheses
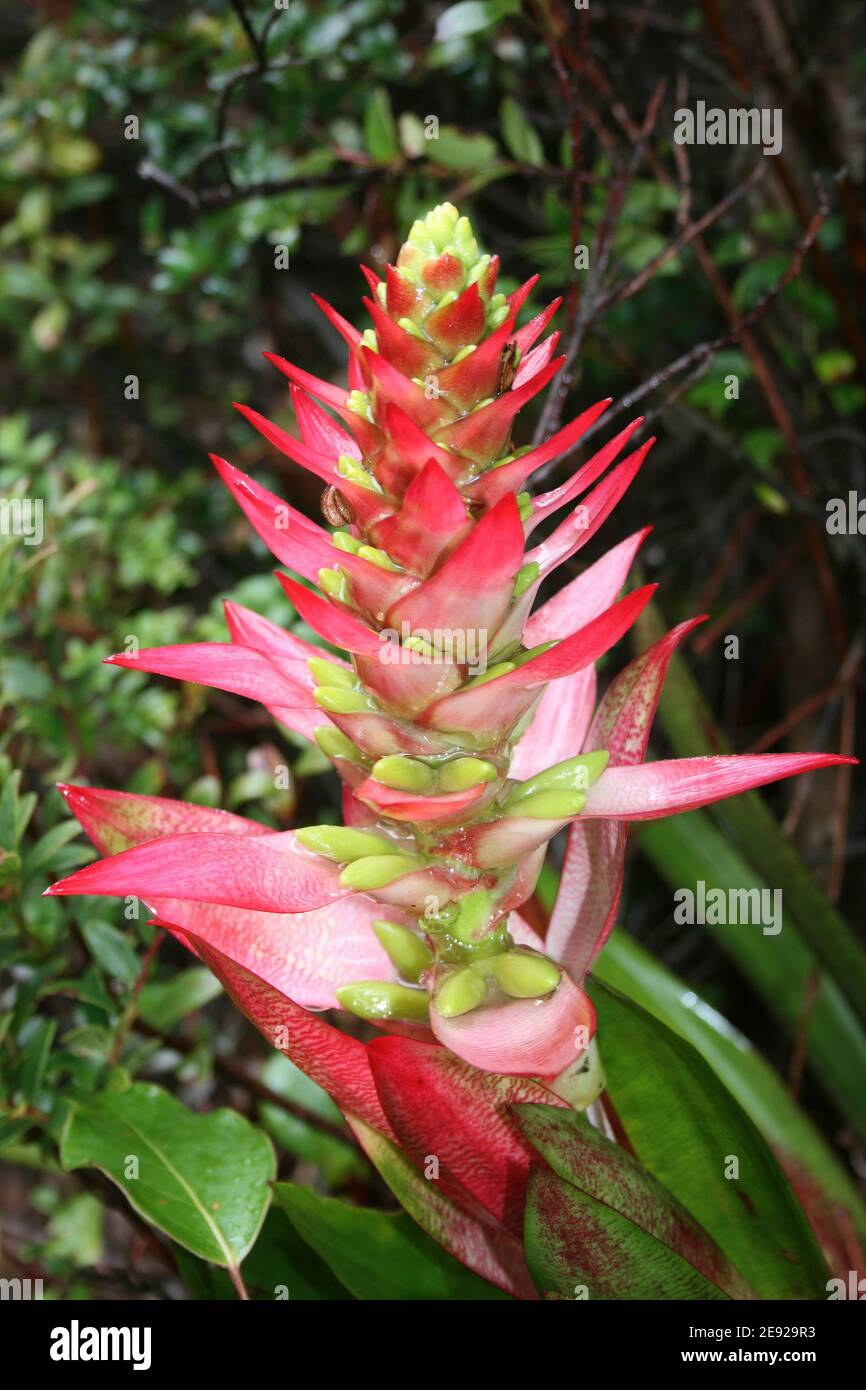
top-left (47, 201), bottom-right (851, 1100)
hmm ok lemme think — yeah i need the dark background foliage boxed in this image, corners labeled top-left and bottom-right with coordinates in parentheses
top-left (1, 0), bottom-right (864, 1297)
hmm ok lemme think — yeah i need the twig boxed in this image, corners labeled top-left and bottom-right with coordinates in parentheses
top-left (533, 78), bottom-right (667, 443)
top-left (532, 176), bottom-right (836, 484)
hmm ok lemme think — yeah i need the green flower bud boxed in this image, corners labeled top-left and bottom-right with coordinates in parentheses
top-left (317, 567), bottom-right (350, 603)
top-left (375, 282), bottom-right (388, 308)
top-left (373, 920), bottom-right (433, 983)
top-left (337, 981), bottom-right (429, 1022)
top-left (295, 825), bottom-right (400, 863)
top-left (338, 853), bottom-right (427, 890)
top-left (510, 640), bottom-right (556, 669)
top-left (313, 686), bottom-right (375, 714)
top-left (371, 755), bottom-right (435, 793)
top-left (404, 632), bottom-right (436, 658)
top-left (397, 316), bottom-right (427, 342)
top-left (508, 751), bottom-right (609, 805)
top-left (516, 491), bottom-right (533, 522)
top-left (436, 289), bottom-right (458, 310)
top-left (451, 344), bottom-right (477, 363)
top-left (307, 656), bottom-right (356, 689)
top-left (360, 328), bottom-right (378, 351)
top-left (489, 949), bottom-right (561, 999)
top-left (337, 454), bottom-right (381, 492)
top-left (314, 725), bottom-right (365, 764)
top-left (434, 967), bottom-right (487, 1018)
top-left (504, 788), bottom-right (586, 820)
top-left (439, 757), bottom-right (498, 792)
top-left (467, 254), bottom-right (492, 286)
top-left (512, 561), bottom-right (539, 599)
top-left (450, 889), bottom-right (495, 947)
top-left (462, 660), bottom-right (515, 689)
top-left (357, 544), bottom-right (400, 571)
top-left (331, 529), bottom-right (362, 554)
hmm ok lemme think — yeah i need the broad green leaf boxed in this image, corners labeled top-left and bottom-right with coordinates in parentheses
top-left (363, 88), bottom-right (399, 164)
top-left (81, 919), bottom-right (140, 989)
top-left (634, 601), bottom-right (866, 1032)
top-left (434, 0), bottom-right (520, 44)
top-left (61, 1082), bottom-right (275, 1269)
top-left (639, 810), bottom-right (866, 1137)
top-left (430, 126), bottom-right (499, 171)
top-left (174, 1207), bottom-right (351, 1301)
top-left (274, 1182), bottom-right (507, 1300)
top-left (500, 97), bottom-right (544, 165)
top-left (525, 1166), bottom-right (729, 1300)
top-left (16, 1016), bottom-right (56, 1104)
top-left (595, 928), bottom-right (866, 1252)
top-left (588, 979), bottom-right (829, 1298)
top-left (138, 966), bottom-right (222, 1030)
top-left (516, 1105), bottom-right (746, 1298)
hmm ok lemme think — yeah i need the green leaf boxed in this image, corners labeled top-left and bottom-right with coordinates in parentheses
top-left (516, 1105), bottom-right (744, 1299)
top-left (81, 919), bottom-right (140, 989)
top-left (435, 0), bottom-right (520, 43)
top-left (174, 1207), bottom-right (351, 1301)
top-left (44, 1191), bottom-right (103, 1268)
top-left (363, 88), bottom-right (399, 164)
top-left (274, 1182), bottom-right (507, 1300)
top-left (595, 928), bottom-right (866, 1252)
top-left (430, 126), bottom-right (499, 171)
top-left (633, 601), bottom-right (866, 1035)
top-left (16, 1016), bottom-right (56, 1104)
top-left (138, 967), bottom-right (222, 1030)
top-left (639, 810), bottom-right (866, 1137)
top-left (525, 1165), bottom-right (730, 1300)
top-left (61, 1082), bottom-right (275, 1269)
top-left (588, 979), bottom-right (830, 1298)
top-left (500, 98), bottom-right (544, 165)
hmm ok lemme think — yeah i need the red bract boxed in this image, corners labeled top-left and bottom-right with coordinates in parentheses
top-left (47, 204), bottom-right (854, 1295)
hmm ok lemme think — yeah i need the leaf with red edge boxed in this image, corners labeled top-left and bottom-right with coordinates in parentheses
top-left (185, 934), bottom-right (395, 1136)
top-left (346, 1115), bottom-right (535, 1299)
top-left (56, 784), bottom-right (269, 856)
top-left (515, 1105), bottom-right (751, 1298)
top-left (524, 1164), bottom-right (731, 1301)
top-left (367, 1036), bottom-right (563, 1235)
